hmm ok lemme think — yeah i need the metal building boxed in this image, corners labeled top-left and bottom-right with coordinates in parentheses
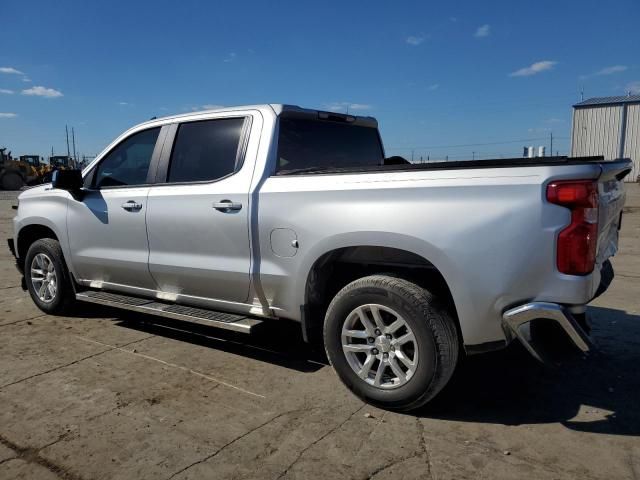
top-left (571, 95), bottom-right (640, 182)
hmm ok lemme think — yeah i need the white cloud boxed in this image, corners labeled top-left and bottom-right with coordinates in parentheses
top-left (22, 77), bottom-right (31, 82)
top-left (510, 60), bottom-right (557, 77)
top-left (0, 89), bottom-right (14, 94)
top-left (187, 104), bottom-right (225, 111)
top-left (596, 65), bottom-right (627, 76)
top-left (21, 86), bottom-right (63, 98)
top-left (427, 83), bottom-right (439, 91)
top-left (118, 101), bottom-right (129, 105)
top-left (474, 24), bottom-right (490, 38)
top-left (406, 36), bottom-right (425, 46)
top-left (223, 52), bottom-right (237, 63)
top-left (546, 118), bottom-right (564, 124)
top-left (626, 81), bottom-right (640, 94)
top-left (0, 112), bottom-right (17, 118)
top-left (325, 102), bottom-right (372, 112)
top-left (580, 65), bottom-right (628, 79)
top-left (0, 67), bottom-right (23, 75)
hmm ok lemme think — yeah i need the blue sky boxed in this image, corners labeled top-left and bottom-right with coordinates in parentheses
top-left (1, 0), bottom-right (639, 162)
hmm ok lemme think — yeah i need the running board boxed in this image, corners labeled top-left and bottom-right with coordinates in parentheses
top-left (75, 291), bottom-right (263, 333)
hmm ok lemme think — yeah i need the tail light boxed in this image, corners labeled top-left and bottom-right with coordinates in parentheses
top-left (546, 180), bottom-right (598, 275)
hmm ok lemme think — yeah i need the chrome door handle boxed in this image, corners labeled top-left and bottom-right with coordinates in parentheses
top-left (213, 200), bottom-right (242, 212)
top-left (121, 201), bottom-right (143, 211)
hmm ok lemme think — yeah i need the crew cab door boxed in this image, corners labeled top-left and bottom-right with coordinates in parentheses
top-left (145, 113), bottom-right (256, 304)
top-left (67, 126), bottom-right (165, 290)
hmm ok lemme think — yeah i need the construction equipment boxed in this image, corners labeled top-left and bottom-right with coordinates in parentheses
top-left (49, 155), bottom-right (75, 169)
top-left (0, 148), bottom-right (38, 190)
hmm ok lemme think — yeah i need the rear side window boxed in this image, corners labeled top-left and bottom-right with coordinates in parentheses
top-left (276, 118), bottom-right (384, 173)
top-left (94, 127), bottom-right (160, 188)
top-left (167, 118), bottom-right (245, 183)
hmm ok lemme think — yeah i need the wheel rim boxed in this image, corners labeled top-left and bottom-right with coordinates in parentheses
top-left (30, 253), bottom-right (58, 303)
top-left (341, 304), bottom-right (419, 390)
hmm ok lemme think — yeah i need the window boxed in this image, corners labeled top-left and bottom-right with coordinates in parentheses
top-left (94, 128), bottom-right (160, 188)
top-left (276, 118), bottom-right (384, 173)
top-left (167, 118), bottom-right (245, 183)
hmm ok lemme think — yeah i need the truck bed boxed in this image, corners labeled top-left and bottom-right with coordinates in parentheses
top-left (276, 155), bottom-right (632, 175)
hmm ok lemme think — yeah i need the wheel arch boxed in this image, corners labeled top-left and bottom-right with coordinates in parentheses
top-left (299, 236), bottom-right (463, 346)
top-left (16, 223), bottom-right (60, 268)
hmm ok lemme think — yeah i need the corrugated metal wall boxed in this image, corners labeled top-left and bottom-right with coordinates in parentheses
top-left (571, 103), bottom-right (640, 182)
top-left (623, 104), bottom-right (640, 182)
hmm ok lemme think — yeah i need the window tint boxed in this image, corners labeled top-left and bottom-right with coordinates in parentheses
top-left (168, 118), bottom-right (245, 183)
top-left (276, 118), bottom-right (384, 172)
top-left (94, 128), bottom-right (160, 188)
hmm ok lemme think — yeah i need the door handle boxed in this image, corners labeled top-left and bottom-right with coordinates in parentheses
top-left (213, 200), bottom-right (242, 212)
top-left (121, 200), bottom-right (143, 211)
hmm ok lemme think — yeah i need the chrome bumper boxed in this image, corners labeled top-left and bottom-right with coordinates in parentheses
top-left (502, 302), bottom-right (593, 362)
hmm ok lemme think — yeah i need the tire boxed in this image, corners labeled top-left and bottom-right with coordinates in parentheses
top-left (24, 238), bottom-right (77, 315)
top-left (1, 172), bottom-right (24, 191)
top-left (323, 275), bottom-right (459, 411)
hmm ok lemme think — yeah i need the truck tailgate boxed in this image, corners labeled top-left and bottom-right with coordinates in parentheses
top-left (596, 160), bottom-right (632, 266)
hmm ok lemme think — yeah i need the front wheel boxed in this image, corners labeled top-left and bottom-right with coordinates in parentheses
top-left (324, 275), bottom-right (459, 411)
top-left (25, 238), bottom-right (77, 315)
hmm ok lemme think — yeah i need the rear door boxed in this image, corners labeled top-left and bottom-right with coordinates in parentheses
top-left (67, 126), bottom-right (165, 290)
top-left (146, 113), bottom-right (255, 304)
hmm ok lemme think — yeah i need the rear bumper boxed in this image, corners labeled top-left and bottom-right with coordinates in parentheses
top-left (502, 302), bottom-right (593, 362)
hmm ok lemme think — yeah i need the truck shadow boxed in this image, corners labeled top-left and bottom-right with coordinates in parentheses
top-left (420, 306), bottom-right (640, 437)
top-left (92, 303), bottom-right (640, 436)
top-left (104, 307), bottom-right (330, 374)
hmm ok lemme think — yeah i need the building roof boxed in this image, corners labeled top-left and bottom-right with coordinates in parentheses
top-left (574, 95), bottom-right (640, 108)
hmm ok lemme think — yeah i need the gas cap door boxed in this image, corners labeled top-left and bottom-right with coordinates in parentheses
top-left (270, 228), bottom-right (298, 257)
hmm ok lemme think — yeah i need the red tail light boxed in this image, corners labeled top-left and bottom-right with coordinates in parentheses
top-left (546, 180), bottom-right (598, 275)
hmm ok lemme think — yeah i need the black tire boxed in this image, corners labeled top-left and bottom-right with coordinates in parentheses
top-left (323, 275), bottom-right (459, 411)
top-left (1, 172), bottom-right (24, 191)
top-left (24, 238), bottom-right (77, 315)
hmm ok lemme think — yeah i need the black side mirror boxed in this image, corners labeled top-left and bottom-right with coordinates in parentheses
top-left (52, 169), bottom-right (83, 192)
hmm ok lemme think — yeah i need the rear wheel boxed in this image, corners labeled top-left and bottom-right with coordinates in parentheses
top-left (324, 275), bottom-right (459, 411)
top-left (25, 239), bottom-right (77, 315)
top-left (1, 172), bottom-right (24, 190)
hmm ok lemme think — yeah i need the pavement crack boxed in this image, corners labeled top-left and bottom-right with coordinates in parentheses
top-left (275, 404), bottom-right (366, 480)
top-left (0, 335), bottom-right (154, 390)
top-left (417, 418), bottom-right (435, 480)
top-left (0, 314), bottom-right (47, 328)
top-left (0, 433), bottom-right (84, 480)
top-left (165, 409), bottom-right (306, 480)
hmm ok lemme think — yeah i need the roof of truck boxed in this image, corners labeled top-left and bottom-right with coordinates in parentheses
top-left (146, 104), bottom-right (377, 126)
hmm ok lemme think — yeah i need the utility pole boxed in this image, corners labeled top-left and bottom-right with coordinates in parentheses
top-left (65, 125), bottom-right (70, 158)
top-left (472, 151), bottom-right (475, 160)
top-left (411, 150), bottom-right (414, 162)
top-left (72, 127), bottom-right (77, 167)
top-left (550, 132), bottom-right (553, 158)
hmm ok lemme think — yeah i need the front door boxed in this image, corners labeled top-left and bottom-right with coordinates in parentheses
top-left (146, 116), bottom-right (253, 303)
top-left (67, 127), bottom-right (162, 290)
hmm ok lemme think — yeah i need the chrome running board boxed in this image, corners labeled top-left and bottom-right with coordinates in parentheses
top-left (76, 291), bottom-right (263, 333)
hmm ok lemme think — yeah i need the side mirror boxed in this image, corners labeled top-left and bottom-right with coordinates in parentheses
top-left (52, 169), bottom-right (83, 192)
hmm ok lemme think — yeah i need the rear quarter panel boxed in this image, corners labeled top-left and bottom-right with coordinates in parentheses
top-left (258, 163), bottom-right (603, 347)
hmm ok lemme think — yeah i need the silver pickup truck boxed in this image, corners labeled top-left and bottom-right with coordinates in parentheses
top-left (8, 104), bottom-right (631, 411)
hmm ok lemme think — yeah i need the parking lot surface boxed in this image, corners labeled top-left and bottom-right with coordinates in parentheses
top-left (1, 186), bottom-right (639, 480)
